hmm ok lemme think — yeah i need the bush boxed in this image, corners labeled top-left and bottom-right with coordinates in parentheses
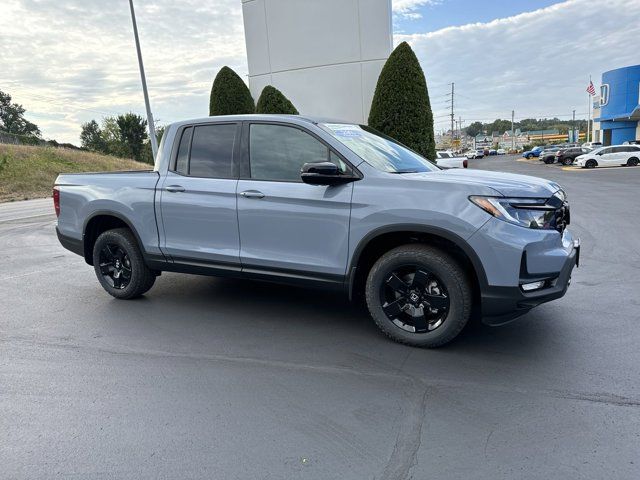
top-left (209, 66), bottom-right (255, 116)
top-left (255, 86), bottom-right (299, 115)
top-left (368, 42), bottom-right (436, 160)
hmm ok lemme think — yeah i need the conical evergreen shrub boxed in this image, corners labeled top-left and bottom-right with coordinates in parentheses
top-left (255, 85), bottom-right (299, 115)
top-left (209, 66), bottom-right (255, 116)
top-left (368, 42), bottom-right (436, 160)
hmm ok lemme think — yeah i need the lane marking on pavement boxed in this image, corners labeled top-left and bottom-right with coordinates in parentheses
top-left (0, 212), bottom-right (56, 223)
top-left (560, 166), bottom-right (633, 172)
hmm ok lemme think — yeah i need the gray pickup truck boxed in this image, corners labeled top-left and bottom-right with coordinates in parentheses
top-left (55, 115), bottom-right (579, 347)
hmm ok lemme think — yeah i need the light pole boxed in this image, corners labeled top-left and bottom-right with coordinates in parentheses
top-left (128, 0), bottom-right (158, 159)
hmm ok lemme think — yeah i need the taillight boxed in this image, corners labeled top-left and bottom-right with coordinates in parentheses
top-left (463, 159), bottom-right (468, 168)
top-left (53, 187), bottom-right (60, 217)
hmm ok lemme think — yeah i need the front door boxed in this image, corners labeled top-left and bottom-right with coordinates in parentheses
top-left (159, 123), bottom-right (241, 269)
top-left (236, 122), bottom-right (354, 281)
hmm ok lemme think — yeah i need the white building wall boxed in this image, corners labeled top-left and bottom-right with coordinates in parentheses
top-left (241, 0), bottom-right (393, 124)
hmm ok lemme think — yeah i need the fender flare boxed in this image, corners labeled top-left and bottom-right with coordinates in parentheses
top-left (347, 224), bottom-right (489, 294)
top-left (82, 210), bottom-right (148, 263)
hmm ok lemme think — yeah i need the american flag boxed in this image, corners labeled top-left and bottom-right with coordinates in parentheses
top-left (586, 80), bottom-right (596, 96)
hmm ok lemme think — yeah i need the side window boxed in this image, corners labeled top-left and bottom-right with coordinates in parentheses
top-left (249, 124), bottom-right (334, 182)
top-left (189, 124), bottom-right (237, 178)
top-left (175, 127), bottom-right (192, 175)
top-left (611, 147), bottom-right (625, 154)
top-left (600, 148), bottom-right (612, 155)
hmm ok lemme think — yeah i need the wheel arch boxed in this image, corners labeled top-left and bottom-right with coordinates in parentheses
top-left (83, 211), bottom-right (146, 265)
top-left (347, 225), bottom-right (488, 302)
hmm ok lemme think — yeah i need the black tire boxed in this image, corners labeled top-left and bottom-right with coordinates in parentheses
top-left (365, 244), bottom-right (472, 348)
top-left (562, 157), bottom-right (573, 166)
top-left (526, 154), bottom-right (533, 159)
top-left (92, 228), bottom-right (156, 299)
top-left (627, 157), bottom-right (639, 167)
top-left (585, 159), bottom-right (597, 169)
top-left (544, 157), bottom-right (553, 164)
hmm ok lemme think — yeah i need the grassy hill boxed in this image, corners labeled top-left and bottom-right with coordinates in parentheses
top-left (0, 144), bottom-right (150, 202)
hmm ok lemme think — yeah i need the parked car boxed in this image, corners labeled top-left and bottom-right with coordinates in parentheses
top-left (466, 149), bottom-right (484, 159)
top-left (496, 148), bottom-right (506, 155)
top-left (522, 146), bottom-right (543, 159)
top-left (54, 115), bottom-right (579, 348)
top-left (623, 140), bottom-right (640, 145)
top-left (555, 147), bottom-right (591, 166)
top-left (575, 144), bottom-right (640, 168)
top-left (582, 141), bottom-right (603, 150)
top-left (488, 149), bottom-right (497, 156)
top-left (436, 151), bottom-right (468, 168)
top-left (539, 146), bottom-right (563, 164)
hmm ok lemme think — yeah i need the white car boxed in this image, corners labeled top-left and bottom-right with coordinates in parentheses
top-left (574, 145), bottom-right (640, 168)
top-left (496, 148), bottom-right (506, 155)
top-left (466, 149), bottom-right (484, 159)
top-left (581, 141), bottom-right (603, 150)
top-left (436, 150), bottom-right (468, 168)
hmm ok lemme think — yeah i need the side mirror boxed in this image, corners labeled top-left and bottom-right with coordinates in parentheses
top-left (300, 161), bottom-right (356, 186)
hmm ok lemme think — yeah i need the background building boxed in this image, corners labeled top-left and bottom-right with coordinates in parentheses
top-left (593, 65), bottom-right (640, 145)
top-left (241, 0), bottom-right (393, 124)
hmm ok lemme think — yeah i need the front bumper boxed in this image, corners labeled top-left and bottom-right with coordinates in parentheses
top-left (481, 238), bottom-right (580, 325)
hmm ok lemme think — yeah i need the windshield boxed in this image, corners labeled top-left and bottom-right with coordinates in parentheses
top-left (321, 123), bottom-right (439, 173)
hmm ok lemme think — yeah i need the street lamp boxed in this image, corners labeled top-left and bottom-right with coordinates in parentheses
top-left (128, 0), bottom-right (158, 159)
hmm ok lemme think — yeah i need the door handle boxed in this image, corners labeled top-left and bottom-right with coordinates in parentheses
top-left (165, 185), bottom-right (185, 193)
top-left (239, 190), bottom-right (265, 199)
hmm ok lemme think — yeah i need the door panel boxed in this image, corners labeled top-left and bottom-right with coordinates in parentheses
top-left (160, 172), bottom-right (240, 266)
top-left (159, 122), bottom-right (241, 267)
top-left (237, 180), bottom-right (353, 277)
top-left (236, 122), bottom-right (354, 279)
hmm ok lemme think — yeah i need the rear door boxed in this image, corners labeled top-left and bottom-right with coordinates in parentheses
top-left (159, 122), bottom-right (241, 269)
top-left (236, 122), bottom-right (354, 281)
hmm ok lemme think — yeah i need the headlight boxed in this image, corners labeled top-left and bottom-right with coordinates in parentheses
top-left (470, 195), bottom-right (557, 229)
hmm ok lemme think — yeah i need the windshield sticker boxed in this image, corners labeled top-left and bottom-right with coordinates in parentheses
top-left (324, 123), bottom-right (362, 137)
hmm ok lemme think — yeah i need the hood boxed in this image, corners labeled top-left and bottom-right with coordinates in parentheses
top-left (406, 169), bottom-right (561, 198)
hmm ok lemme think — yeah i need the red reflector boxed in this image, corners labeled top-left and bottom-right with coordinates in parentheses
top-left (53, 187), bottom-right (60, 217)
top-left (463, 159), bottom-right (468, 168)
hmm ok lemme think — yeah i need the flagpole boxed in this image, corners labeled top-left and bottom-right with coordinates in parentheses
top-left (587, 75), bottom-right (591, 144)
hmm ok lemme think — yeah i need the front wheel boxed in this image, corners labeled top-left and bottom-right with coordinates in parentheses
top-left (526, 154), bottom-right (533, 159)
top-left (627, 157), bottom-right (639, 167)
top-left (585, 159), bottom-right (597, 169)
top-left (92, 228), bottom-right (156, 299)
top-left (562, 157), bottom-right (573, 166)
top-left (365, 245), bottom-right (472, 348)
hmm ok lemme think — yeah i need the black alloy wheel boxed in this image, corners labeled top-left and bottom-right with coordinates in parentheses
top-left (98, 243), bottom-right (132, 289)
top-left (380, 266), bottom-right (450, 333)
top-left (627, 157), bottom-right (639, 167)
top-left (585, 159), bottom-right (597, 168)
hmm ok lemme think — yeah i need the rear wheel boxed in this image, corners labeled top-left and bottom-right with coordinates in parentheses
top-left (365, 245), bottom-right (472, 348)
top-left (92, 228), bottom-right (156, 299)
top-left (562, 157), bottom-right (573, 166)
top-left (585, 159), bottom-right (597, 169)
top-left (627, 157), bottom-right (639, 167)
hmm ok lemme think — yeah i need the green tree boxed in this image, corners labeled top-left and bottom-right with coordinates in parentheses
top-left (80, 120), bottom-right (105, 151)
top-left (0, 90), bottom-right (40, 136)
top-left (209, 66), bottom-right (255, 116)
top-left (255, 85), bottom-right (299, 114)
top-left (368, 42), bottom-right (435, 160)
top-left (465, 121), bottom-right (484, 138)
top-left (115, 113), bottom-right (148, 162)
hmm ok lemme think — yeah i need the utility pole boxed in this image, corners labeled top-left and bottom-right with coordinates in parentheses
top-left (449, 82), bottom-right (455, 140)
top-left (511, 110), bottom-right (515, 151)
top-left (128, 0), bottom-right (158, 159)
top-left (572, 110), bottom-right (576, 143)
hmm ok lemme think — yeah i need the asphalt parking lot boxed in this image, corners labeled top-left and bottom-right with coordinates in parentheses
top-left (2, 157), bottom-right (639, 479)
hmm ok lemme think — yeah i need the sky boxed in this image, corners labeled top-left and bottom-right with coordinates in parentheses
top-left (1, 0), bottom-right (639, 144)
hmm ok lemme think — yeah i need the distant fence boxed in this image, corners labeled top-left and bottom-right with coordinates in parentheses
top-left (0, 131), bottom-right (46, 146)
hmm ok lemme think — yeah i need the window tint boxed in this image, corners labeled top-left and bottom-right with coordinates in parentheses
top-left (189, 124), bottom-right (236, 178)
top-left (249, 124), bottom-right (330, 181)
top-left (175, 127), bottom-right (192, 175)
top-left (611, 147), bottom-right (625, 153)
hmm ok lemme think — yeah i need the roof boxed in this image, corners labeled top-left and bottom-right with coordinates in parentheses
top-left (168, 114), bottom-right (355, 129)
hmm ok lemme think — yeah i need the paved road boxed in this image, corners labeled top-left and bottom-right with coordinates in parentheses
top-left (2, 158), bottom-right (639, 479)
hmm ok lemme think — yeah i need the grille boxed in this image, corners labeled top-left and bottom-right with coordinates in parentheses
top-left (554, 201), bottom-right (570, 233)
